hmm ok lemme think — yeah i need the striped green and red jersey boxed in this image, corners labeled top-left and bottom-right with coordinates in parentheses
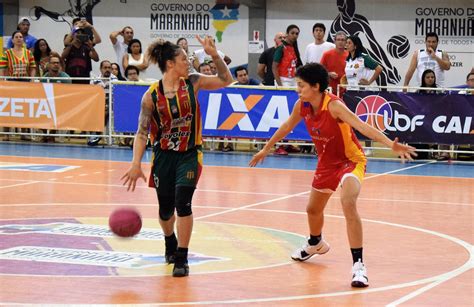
top-left (148, 78), bottom-right (202, 151)
top-left (300, 92), bottom-right (366, 168)
top-left (0, 47), bottom-right (36, 77)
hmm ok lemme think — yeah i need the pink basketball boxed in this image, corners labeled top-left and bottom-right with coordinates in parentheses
top-left (109, 208), bottom-right (142, 237)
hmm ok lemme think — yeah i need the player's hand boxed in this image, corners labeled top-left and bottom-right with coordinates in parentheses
top-left (196, 35), bottom-right (218, 58)
top-left (249, 148), bottom-right (270, 167)
top-left (121, 165), bottom-right (147, 192)
top-left (391, 137), bottom-right (417, 163)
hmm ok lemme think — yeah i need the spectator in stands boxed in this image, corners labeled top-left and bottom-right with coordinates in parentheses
top-left (344, 35), bottom-right (382, 89)
top-left (320, 31), bottom-right (348, 95)
top-left (111, 62), bottom-right (126, 81)
top-left (344, 35), bottom-right (382, 156)
top-left (273, 24), bottom-right (303, 87)
top-left (41, 54), bottom-right (71, 83)
top-left (257, 32), bottom-right (285, 86)
top-left (208, 60), bottom-right (217, 75)
top-left (64, 17), bottom-right (102, 48)
top-left (177, 37), bottom-right (195, 73)
top-left (33, 39), bottom-right (52, 77)
top-left (7, 17), bottom-right (37, 50)
top-left (124, 65), bottom-right (141, 82)
top-left (303, 23), bottom-right (335, 65)
top-left (418, 69), bottom-right (438, 94)
top-left (109, 26), bottom-right (134, 76)
top-left (404, 32), bottom-right (451, 89)
top-left (63, 27), bottom-right (99, 84)
top-left (88, 60), bottom-right (117, 146)
top-left (193, 38), bottom-right (231, 71)
top-left (122, 39), bottom-right (148, 78)
top-left (0, 31), bottom-right (36, 80)
top-left (198, 62), bottom-right (212, 75)
top-left (458, 72), bottom-right (474, 95)
top-left (416, 69), bottom-right (450, 160)
top-left (233, 66), bottom-right (261, 85)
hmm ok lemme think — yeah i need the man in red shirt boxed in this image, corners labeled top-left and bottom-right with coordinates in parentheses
top-left (320, 31), bottom-right (348, 96)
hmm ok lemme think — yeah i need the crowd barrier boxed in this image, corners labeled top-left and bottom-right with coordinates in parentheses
top-left (1, 78), bottom-right (473, 152)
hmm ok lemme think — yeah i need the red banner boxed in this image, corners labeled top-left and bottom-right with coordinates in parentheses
top-left (0, 81), bottom-right (105, 131)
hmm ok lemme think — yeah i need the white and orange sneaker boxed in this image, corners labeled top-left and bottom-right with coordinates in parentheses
top-left (291, 238), bottom-right (330, 261)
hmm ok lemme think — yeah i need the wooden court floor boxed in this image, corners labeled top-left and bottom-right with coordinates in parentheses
top-left (0, 147), bottom-right (472, 306)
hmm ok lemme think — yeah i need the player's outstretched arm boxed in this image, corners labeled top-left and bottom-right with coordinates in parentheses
top-left (121, 92), bottom-right (152, 191)
top-left (249, 100), bottom-right (303, 166)
top-left (329, 99), bottom-right (417, 162)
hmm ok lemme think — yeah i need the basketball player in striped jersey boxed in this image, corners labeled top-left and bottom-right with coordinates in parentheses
top-left (249, 63), bottom-right (416, 287)
top-left (122, 36), bottom-right (233, 277)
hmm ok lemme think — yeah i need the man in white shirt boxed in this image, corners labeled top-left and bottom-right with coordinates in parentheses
top-left (303, 23), bottom-right (335, 64)
top-left (404, 32), bottom-right (451, 88)
top-left (109, 26), bottom-right (134, 77)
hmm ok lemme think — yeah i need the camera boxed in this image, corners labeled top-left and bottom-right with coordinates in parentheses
top-left (76, 34), bottom-right (89, 43)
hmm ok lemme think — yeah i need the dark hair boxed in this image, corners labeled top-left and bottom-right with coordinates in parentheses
top-left (466, 72), bottom-right (474, 81)
top-left (234, 65), bottom-right (248, 77)
top-left (312, 23), bottom-right (326, 33)
top-left (11, 30), bottom-right (22, 40)
top-left (147, 39), bottom-right (182, 73)
top-left (127, 39), bottom-right (142, 54)
top-left (419, 69), bottom-right (437, 93)
top-left (33, 39), bottom-right (51, 63)
top-left (286, 24), bottom-right (303, 67)
top-left (176, 37), bottom-right (187, 45)
top-left (72, 17), bottom-right (81, 25)
top-left (198, 62), bottom-right (210, 72)
top-left (100, 60), bottom-right (111, 69)
top-left (295, 63), bottom-right (329, 93)
top-left (125, 65), bottom-right (139, 78)
top-left (111, 63), bottom-right (126, 81)
top-left (425, 32), bottom-right (439, 42)
top-left (346, 35), bottom-right (365, 60)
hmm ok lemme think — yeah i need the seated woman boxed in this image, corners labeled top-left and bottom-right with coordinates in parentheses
top-left (417, 69), bottom-right (450, 160)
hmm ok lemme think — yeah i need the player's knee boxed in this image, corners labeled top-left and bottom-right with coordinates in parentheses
top-left (175, 186), bottom-right (195, 217)
top-left (158, 194), bottom-right (175, 221)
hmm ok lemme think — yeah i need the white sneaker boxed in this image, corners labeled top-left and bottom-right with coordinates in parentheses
top-left (291, 238), bottom-right (330, 261)
top-left (351, 259), bottom-right (369, 287)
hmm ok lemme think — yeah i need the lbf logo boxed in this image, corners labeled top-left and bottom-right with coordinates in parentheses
top-left (355, 95), bottom-right (424, 133)
top-left (203, 93), bottom-right (291, 132)
top-left (355, 95), bottom-right (393, 132)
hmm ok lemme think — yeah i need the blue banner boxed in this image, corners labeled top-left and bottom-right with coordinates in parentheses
top-left (113, 84), bottom-right (310, 140)
top-left (344, 91), bottom-right (474, 144)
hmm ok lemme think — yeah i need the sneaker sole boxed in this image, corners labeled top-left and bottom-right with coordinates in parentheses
top-left (291, 246), bottom-right (330, 262)
top-left (172, 268), bottom-right (189, 277)
top-left (351, 280), bottom-right (369, 287)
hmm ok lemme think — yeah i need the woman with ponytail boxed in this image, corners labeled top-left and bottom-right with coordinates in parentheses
top-left (121, 36), bottom-right (233, 277)
top-left (272, 24), bottom-right (303, 87)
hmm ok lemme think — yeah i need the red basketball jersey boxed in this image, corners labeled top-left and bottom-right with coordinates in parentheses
top-left (300, 93), bottom-right (366, 168)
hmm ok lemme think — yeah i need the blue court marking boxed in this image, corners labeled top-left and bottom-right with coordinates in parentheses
top-left (0, 143), bottom-right (472, 178)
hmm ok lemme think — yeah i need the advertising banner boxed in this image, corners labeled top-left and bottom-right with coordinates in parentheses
top-left (0, 81), bottom-right (105, 131)
top-left (113, 84), bottom-right (474, 144)
top-left (344, 91), bottom-right (474, 144)
top-left (113, 84), bottom-right (310, 140)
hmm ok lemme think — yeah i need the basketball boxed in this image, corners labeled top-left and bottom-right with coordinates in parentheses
top-left (109, 208), bottom-right (142, 237)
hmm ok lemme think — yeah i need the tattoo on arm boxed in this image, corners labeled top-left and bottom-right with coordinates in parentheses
top-left (136, 97), bottom-right (152, 141)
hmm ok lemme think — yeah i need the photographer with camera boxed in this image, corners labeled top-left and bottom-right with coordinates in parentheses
top-left (62, 26), bottom-right (99, 84)
top-left (64, 17), bottom-right (102, 48)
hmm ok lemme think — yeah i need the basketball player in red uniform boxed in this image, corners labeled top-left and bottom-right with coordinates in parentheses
top-left (121, 36), bottom-right (233, 277)
top-left (249, 63), bottom-right (416, 287)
